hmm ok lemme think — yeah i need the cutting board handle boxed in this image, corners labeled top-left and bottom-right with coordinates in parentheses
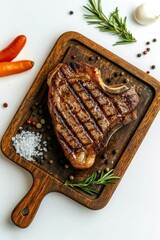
top-left (11, 171), bottom-right (56, 228)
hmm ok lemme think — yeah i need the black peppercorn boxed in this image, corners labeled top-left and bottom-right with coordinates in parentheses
top-left (18, 128), bottom-right (22, 134)
top-left (137, 53), bottom-right (141, 57)
top-left (71, 55), bottom-right (76, 59)
top-left (106, 78), bottom-right (112, 84)
top-left (146, 48), bottom-right (150, 52)
top-left (114, 72), bottom-right (119, 77)
top-left (88, 56), bottom-right (94, 61)
top-left (123, 78), bottom-right (129, 83)
top-left (112, 149), bottom-right (118, 155)
top-left (151, 65), bottom-right (156, 69)
top-left (105, 159), bottom-right (109, 164)
top-left (69, 11), bottom-right (74, 15)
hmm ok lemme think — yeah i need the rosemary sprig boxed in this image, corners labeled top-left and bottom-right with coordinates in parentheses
top-left (83, 0), bottom-right (136, 45)
top-left (64, 169), bottom-right (120, 195)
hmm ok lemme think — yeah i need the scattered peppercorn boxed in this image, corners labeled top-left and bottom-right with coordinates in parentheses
top-left (71, 55), bottom-right (76, 59)
top-left (88, 56), bottom-right (93, 61)
top-left (146, 41), bottom-right (150, 45)
top-left (69, 175), bottom-right (74, 180)
top-left (3, 102), bottom-right (8, 108)
top-left (123, 78), bottom-right (129, 83)
top-left (69, 11), bottom-right (74, 15)
top-left (151, 65), bottom-right (156, 69)
top-left (105, 159), bottom-right (109, 164)
top-left (36, 122), bottom-right (42, 129)
top-left (26, 119), bottom-right (32, 125)
top-left (120, 71), bottom-right (125, 76)
top-left (106, 78), bottom-right (112, 83)
top-left (31, 121), bottom-right (36, 126)
top-left (112, 149), bottom-right (118, 155)
top-left (17, 128), bottom-right (22, 134)
top-left (153, 38), bottom-right (157, 42)
top-left (49, 160), bottom-right (54, 165)
top-left (146, 71), bottom-right (150, 74)
top-left (113, 72), bottom-right (119, 77)
top-left (64, 164), bottom-right (69, 169)
top-left (40, 119), bottom-right (45, 124)
top-left (96, 56), bottom-right (100, 60)
top-left (146, 48), bottom-right (150, 52)
top-left (137, 53), bottom-right (141, 57)
top-left (106, 167), bottom-right (110, 172)
top-left (143, 50), bottom-right (147, 55)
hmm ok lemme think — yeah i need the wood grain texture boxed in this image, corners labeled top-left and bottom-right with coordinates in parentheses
top-left (1, 31), bottom-right (160, 228)
top-left (11, 168), bottom-right (57, 228)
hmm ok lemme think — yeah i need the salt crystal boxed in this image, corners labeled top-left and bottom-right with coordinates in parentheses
top-left (12, 130), bottom-right (48, 161)
top-left (43, 147), bottom-right (47, 152)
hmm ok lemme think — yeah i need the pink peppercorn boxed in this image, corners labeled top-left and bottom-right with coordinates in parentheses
top-left (146, 41), bottom-right (150, 45)
top-left (143, 51), bottom-right (147, 55)
top-left (32, 121), bottom-right (36, 126)
top-left (146, 71), bottom-right (150, 74)
top-left (26, 119), bottom-right (32, 124)
top-left (3, 102), bottom-right (8, 108)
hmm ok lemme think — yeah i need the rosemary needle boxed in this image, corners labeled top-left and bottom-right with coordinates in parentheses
top-left (83, 0), bottom-right (136, 45)
top-left (64, 169), bottom-right (120, 195)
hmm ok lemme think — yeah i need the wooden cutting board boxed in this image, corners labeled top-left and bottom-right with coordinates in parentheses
top-left (1, 31), bottom-right (160, 228)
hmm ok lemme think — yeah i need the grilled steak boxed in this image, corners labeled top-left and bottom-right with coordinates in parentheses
top-left (47, 62), bottom-right (140, 169)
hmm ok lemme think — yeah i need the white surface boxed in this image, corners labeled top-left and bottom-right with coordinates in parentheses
top-left (0, 0), bottom-right (160, 239)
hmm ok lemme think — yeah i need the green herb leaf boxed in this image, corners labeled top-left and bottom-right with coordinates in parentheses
top-left (83, 0), bottom-right (136, 45)
top-left (64, 169), bottom-right (120, 195)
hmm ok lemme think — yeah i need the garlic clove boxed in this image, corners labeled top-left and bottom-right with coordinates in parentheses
top-left (134, 3), bottom-right (160, 25)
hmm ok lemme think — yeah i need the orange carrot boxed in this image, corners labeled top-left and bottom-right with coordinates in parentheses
top-left (0, 35), bottom-right (27, 62)
top-left (0, 60), bottom-right (34, 77)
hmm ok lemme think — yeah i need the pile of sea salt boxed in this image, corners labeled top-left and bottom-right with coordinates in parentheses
top-left (12, 129), bottom-right (47, 161)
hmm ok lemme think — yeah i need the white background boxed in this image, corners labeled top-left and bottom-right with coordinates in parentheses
top-left (0, 0), bottom-right (160, 239)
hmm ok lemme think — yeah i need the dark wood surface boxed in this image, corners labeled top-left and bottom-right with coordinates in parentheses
top-left (1, 31), bottom-right (160, 228)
